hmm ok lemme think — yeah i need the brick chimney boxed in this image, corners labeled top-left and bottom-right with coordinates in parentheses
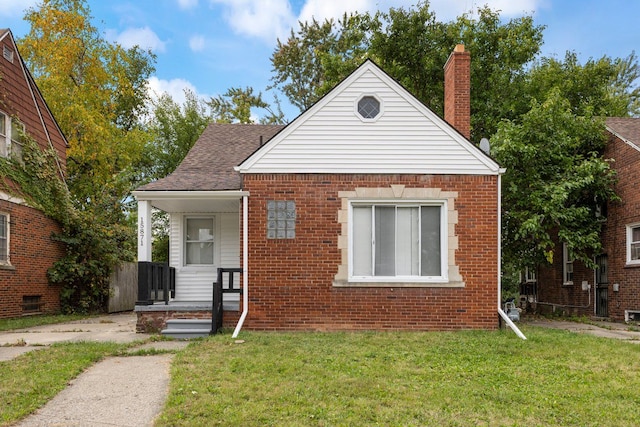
top-left (444, 44), bottom-right (471, 140)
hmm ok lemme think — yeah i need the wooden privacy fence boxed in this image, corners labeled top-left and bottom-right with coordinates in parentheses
top-left (108, 262), bottom-right (138, 313)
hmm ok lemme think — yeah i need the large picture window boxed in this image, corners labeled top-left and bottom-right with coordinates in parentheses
top-left (350, 202), bottom-right (447, 282)
top-left (627, 224), bottom-right (640, 265)
top-left (185, 217), bottom-right (214, 265)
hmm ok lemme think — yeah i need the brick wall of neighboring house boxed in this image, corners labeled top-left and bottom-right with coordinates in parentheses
top-left (242, 173), bottom-right (500, 331)
top-left (600, 132), bottom-right (640, 320)
top-left (0, 200), bottom-right (64, 318)
top-left (536, 131), bottom-right (640, 320)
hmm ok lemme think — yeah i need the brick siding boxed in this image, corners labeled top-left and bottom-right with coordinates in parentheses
top-left (241, 173), bottom-right (499, 331)
top-left (0, 200), bottom-right (64, 318)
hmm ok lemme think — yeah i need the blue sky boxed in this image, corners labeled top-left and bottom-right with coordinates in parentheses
top-left (2, 0), bottom-right (639, 121)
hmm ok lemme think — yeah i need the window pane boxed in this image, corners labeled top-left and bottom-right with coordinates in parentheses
top-left (396, 207), bottom-right (419, 275)
top-left (352, 206), bottom-right (372, 276)
top-left (185, 218), bottom-right (214, 265)
top-left (186, 218), bottom-right (213, 242)
top-left (0, 113), bottom-right (5, 136)
top-left (421, 206), bottom-right (441, 276)
top-left (375, 206), bottom-right (395, 276)
top-left (632, 227), bottom-right (640, 243)
top-left (0, 215), bottom-right (6, 262)
top-left (10, 119), bottom-right (24, 143)
top-left (186, 242), bottom-right (213, 264)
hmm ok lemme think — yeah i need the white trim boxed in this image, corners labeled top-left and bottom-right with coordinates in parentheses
top-left (355, 93), bottom-right (383, 122)
top-left (0, 212), bottom-right (10, 265)
top-left (627, 223), bottom-right (640, 266)
top-left (133, 190), bottom-right (249, 201)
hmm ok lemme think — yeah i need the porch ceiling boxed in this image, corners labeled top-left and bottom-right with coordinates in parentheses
top-left (132, 190), bottom-right (246, 213)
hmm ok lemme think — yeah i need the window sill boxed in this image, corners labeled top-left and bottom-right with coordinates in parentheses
top-left (562, 282), bottom-right (574, 287)
top-left (0, 263), bottom-right (15, 270)
top-left (624, 262), bottom-right (640, 268)
top-left (333, 280), bottom-right (465, 288)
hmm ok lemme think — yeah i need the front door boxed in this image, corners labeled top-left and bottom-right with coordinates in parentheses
top-left (595, 254), bottom-right (608, 317)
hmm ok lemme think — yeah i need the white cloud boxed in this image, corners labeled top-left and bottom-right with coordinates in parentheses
top-left (147, 76), bottom-right (200, 105)
top-left (189, 35), bottom-right (206, 52)
top-left (209, 0), bottom-right (296, 42)
top-left (115, 27), bottom-right (167, 53)
top-left (429, 0), bottom-right (545, 21)
top-left (177, 0), bottom-right (198, 10)
top-left (298, 0), bottom-right (371, 25)
top-left (0, 0), bottom-right (38, 17)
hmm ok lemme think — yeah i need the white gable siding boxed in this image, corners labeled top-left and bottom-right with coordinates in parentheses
top-left (169, 212), bottom-right (240, 302)
top-left (239, 64), bottom-right (500, 175)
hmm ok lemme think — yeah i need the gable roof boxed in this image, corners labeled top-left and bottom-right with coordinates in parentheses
top-left (138, 123), bottom-right (284, 191)
top-left (237, 59), bottom-right (501, 175)
top-left (606, 117), bottom-right (640, 153)
top-left (0, 28), bottom-right (68, 177)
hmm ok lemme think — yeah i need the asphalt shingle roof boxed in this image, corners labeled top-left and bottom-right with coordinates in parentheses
top-left (138, 122), bottom-right (285, 191)
top-left (606, 117), bottom-right (640, 150)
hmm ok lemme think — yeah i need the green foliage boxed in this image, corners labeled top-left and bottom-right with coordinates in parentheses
top-left (492, 89), bottom-right (618, 267)
top-left (207, 86), bottom-right (285, 124)
top-left (270, 3), bottom-right (545, 141)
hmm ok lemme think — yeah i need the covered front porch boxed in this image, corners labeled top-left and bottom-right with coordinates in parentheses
top-left (133, 190), bottom-right (250, 337)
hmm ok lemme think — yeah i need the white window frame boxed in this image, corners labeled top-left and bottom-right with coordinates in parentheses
top-left (627, 223), bottom-right (640, 266)
top-left (348, 200), bottom-right (448, 283)
top-left (0, 213), bottom-right (9, 265)
top-left (10, 118), bottom-right (25, 160)
top-left (563, 242), bottom-right (574, 285)
top-left (184, 216), bottom-right (215, 267)
top-left (0, 111), bottom-right (25, 160)
top-left (354, 94), bottom-right (383, 123)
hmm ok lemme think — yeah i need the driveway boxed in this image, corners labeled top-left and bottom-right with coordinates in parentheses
top-left (523, 317), bottom-right (640, 343)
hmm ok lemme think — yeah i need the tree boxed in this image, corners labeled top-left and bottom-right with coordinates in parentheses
top-left (19, 0), bottom-right (156, 207)
top-left (15, 0), bottom-right (156, 312)
top-left (270, 3), bottom-right (545, 141)
top-left (208, 87), bottom-right (285, 124)
top-left (492, 88), bottom-right (618, 269)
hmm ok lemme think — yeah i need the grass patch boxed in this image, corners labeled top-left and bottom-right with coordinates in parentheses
top-left (0, 314), bottom-right (91, 332)
top-left (0, 341), bottom-right (133, 426)
top-left (158, 327), bottom-right (640, 426)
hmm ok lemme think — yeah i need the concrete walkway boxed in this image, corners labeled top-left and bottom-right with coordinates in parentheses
top-left (1, 312), bottom-right (189, 426)
top-left (523, 316), bottom-right (640, 342)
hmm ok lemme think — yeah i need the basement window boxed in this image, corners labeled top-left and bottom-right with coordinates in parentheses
top-left (22, 295), bottom-right (43, 314)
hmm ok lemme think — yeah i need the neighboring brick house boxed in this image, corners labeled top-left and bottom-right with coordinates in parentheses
top-left (134, 46), bottom-right (507, 335)
top-left (0, 29), bottom-right (68, 318)
top-left (534, 118), bottom-right (640, 321)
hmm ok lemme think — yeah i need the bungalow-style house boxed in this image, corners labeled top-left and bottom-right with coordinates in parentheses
top-left (134, 45), bottom-right (509, 336)
top-left (534, 118), bottom-right (640, 321)
top-left (0, 29), bottom-right (68, 318)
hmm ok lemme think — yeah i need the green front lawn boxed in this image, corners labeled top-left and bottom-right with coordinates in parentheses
top-left (158, 327), bottom-right (640, 426)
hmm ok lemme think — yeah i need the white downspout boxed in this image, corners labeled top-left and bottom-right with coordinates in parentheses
top-left (496, 171), bottom-right (526, 340)
top-left (232, 195), bottom-right (249, 338)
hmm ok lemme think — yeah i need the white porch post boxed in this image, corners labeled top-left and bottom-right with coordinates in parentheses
top-left (137, 200), bottom-right (153, 262)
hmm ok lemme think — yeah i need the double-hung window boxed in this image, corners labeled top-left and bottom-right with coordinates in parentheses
top-left (0, 111), bottom-right (25, 160)
top-left (627, 223), bottom-right (640, 265)
top-left (185, 217), bottom-right (214, 265)
top-left (0, 213), bottom-right (9, 265)
top-left (350, 202), bottom-right (447, 282)
top-left (563, 242), bottom-right (574, 285)
top-left (10, 118), bottom-right (24, 160)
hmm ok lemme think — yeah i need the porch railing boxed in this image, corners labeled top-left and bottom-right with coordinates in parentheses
top-left (136, 261), bottom-right (175, 305)
top-left (211, 267), bottom-right (242, 335)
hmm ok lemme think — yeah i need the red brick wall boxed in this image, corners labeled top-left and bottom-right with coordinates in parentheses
top-left (601, 133), bottom-right (640, 320)
top-left (0, 200), bottom-right (64, 318)
top-left (444, 44), bottom-right (471, 140)
top-left (536, 132), bottom-right (640, 320)
top-left (241, 173), bottom-right (499, 331)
